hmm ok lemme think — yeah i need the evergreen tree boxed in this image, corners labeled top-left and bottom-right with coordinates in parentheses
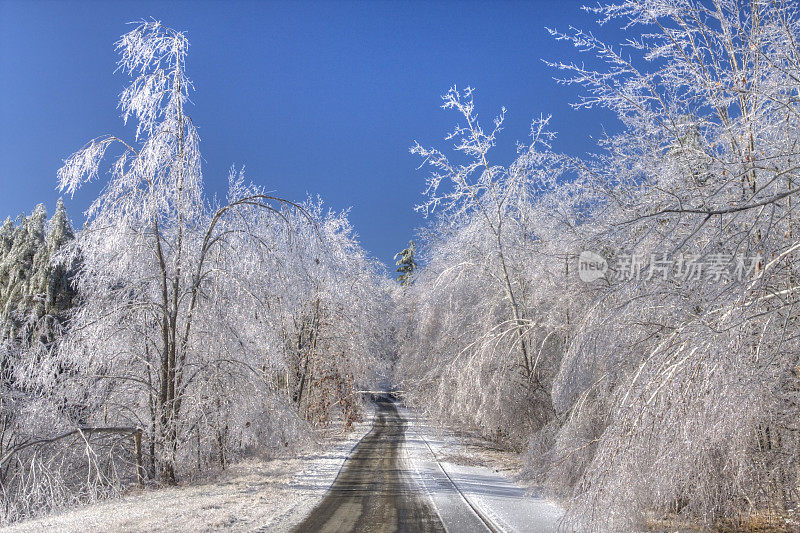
top-left (32, 198), bottom-right (77, 322)
top-left (0, 217), bottom-right (15, 308)
top-left (0, 217), bottom-right (14, 258)
top-left (394, 241), bottom-right (417, 286)
top-left (0, 205), bottom-right (46, 338)
top-left (0, 201), bottom-right (77, 342)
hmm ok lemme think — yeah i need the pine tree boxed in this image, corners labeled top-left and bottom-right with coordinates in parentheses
top-left (0, 205), bottom-right (46, 338)
top-left (0, 218), bottom-right (15, 305)
top-left (0, 217), bottom-right (14, 258)
top-left (394, 241), bottom-right (417, 286)
top-left (32, 198), bottom-right (76, 320)
top-left (0, 201), bottom-right (76, 342)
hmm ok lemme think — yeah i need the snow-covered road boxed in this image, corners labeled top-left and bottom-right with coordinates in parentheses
top-left (401, 406), bottom-right (564, 533)
top-left (5, 398), bottom-right (564, 532)
top-left (290, 397), bottom-right (564, 532)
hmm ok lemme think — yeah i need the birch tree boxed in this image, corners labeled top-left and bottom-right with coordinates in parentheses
top-left (52, 20), bottom-right (390, 488)
top-left (58, 21), bottom-right (310, 483)
top-left (412, 88), bottom-right (561, 392)
top-left (403, 89), bottom-right (570, 445)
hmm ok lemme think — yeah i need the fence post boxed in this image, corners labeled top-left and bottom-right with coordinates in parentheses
top-left (133, 429), bottom-right (144, 487)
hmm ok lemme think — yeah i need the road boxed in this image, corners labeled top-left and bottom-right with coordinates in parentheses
top-left (294, 396), bottom-right (487, 533)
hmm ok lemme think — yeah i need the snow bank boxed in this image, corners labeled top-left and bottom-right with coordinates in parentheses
top-left (402, 407), bottom-right (565, 533)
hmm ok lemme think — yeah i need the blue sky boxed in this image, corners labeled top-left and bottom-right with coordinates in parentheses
top-left (0, 0), bottom-right (622, 270)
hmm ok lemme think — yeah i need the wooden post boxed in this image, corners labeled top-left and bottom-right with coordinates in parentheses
top-left (133, 429), bottom-right (144, 487)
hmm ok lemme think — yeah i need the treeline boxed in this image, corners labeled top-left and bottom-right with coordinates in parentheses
top-left (0, 200), bottom-right (77, 342)
top-left (0, 22), bottom-right (390, 524)
top-left (396, 1), bottom-right (800, 530)
top-left (0, 200), bottom-right (87, 521)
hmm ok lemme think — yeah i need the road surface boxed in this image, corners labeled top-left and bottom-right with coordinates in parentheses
top-left (294, 396), bottom-right (490, 533)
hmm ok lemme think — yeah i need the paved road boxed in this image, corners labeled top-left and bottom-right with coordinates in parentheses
top-left (294, 397), bottom-right (446, 533)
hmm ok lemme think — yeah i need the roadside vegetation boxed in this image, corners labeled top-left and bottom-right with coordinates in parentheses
top-left (396, 1), bottom-right (800, 530)
top-left (3, 1), bottom-right (800, 530)
top-left (0, 21), bottom-right (390, 524)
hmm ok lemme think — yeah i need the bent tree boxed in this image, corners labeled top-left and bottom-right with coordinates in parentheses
top-left (411, 88), bottom-right (564, 413)
top-left (402, 1), bottom-right (800, 529)
top-left (57, 21), bottom-right (306, 483)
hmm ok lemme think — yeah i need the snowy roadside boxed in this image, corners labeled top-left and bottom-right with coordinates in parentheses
top-left (4, 408), bottom-right (375, 533)
top-left (401, 406), bottom-right (565, 533)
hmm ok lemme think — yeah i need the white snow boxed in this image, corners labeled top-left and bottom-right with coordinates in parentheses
top-left (4, 412), bottom-right (375, 533)
top-left (402, 406), bottom-right (565, 533)
top-left (4, 405), bottom-right (563, 533)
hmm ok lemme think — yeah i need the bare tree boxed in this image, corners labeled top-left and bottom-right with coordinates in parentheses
top-left (55, 21), bottom-right (388, 488)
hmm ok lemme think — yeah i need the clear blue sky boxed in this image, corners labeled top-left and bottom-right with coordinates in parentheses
top-left (0, 0), bottom-right (622, 270)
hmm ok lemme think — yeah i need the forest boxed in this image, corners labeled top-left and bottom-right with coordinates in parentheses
top-left (2, 1), bottom-right (800, 531)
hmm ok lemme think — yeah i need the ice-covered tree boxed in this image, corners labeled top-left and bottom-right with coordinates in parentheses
top-left (53, 21), bottom-right (389, 490)
top-left (0, 200), bottom-right (83, 522)
top-left (0, 201), bottom-right (76, 342)
top-left (0, 205), bottom-right (46, 339)
top-left (54, 21), bottom-right (291, 482)
top-left (532, 1), bottom-right (800, 528)
top-left (400, 88), bottom-right (571, 446)
top-left (401, 1), bottom-right (800, 529)
top-left (393, 240), bottom-right (417, 285)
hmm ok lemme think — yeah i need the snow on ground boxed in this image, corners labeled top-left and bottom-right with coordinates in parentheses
top-left (5, 404), bottom-right (561, 533)
top-left (402, 406), bottom-right (565, 533)
top-left (4, 411), bottom-right (375, 533)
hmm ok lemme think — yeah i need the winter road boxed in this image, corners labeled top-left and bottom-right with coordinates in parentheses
top-left (293, 396), bottom-right (494, 533)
